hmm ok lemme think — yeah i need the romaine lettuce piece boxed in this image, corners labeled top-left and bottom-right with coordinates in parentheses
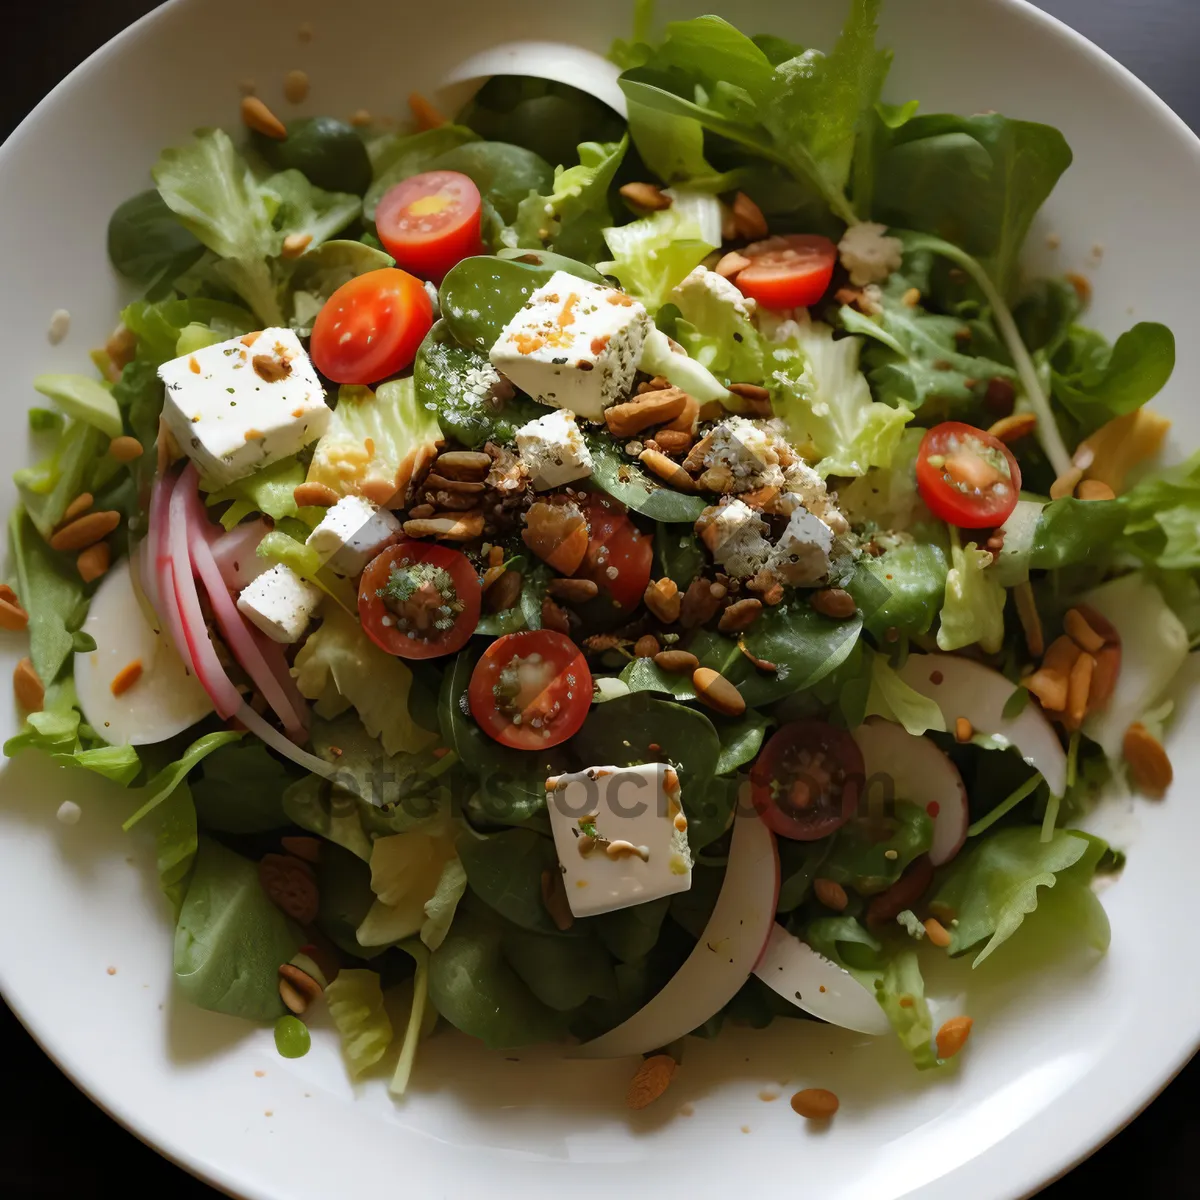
top-left (669, 266), bottom-right (763, 384)
top-left (32, 375), bottom-right (123, 440)
top-left (324, 968), bottom-right (394, 1077)
top-left (937, 530), bottom-right (1005, 654)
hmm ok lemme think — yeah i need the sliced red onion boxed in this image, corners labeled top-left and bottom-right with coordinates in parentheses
top-left (167, 466), bottom-right (242, 719)
top-left (235, 702), bottom-right (336, 779)
top-left (248, 625), bottom-right (311, 731)
top-left (210, 518), bottom-right (273, 591)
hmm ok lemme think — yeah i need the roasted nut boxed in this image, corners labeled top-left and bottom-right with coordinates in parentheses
top-left (662, 392), bottom-right (700, 434)
top-left (1090, 644), bottom-right (1121, 711)
top-left (727, 381), bottom-right (770, 403)
top-left (924, 918), bottom-right (952, 948)
top-left (61, 493), bottom-right (94, 525)
top-left (408, 91), bottom-right (446, 131)
top-left (281, 232), bottom-right (313, 259)
top-left (620, 181), bottom-right (672, 211)
top-left (407, 503), bottom-right (436, 520)
top-left (731, 191), bottom-right (768, 239)
top-left (1123, 722), bottom-right (1173, 795)
top-left (680, 577), bottom-right (722, 628)
top-left (278, 962), bottom-right (323, 1015)
top-left (547, 577), bottom-right (598, 603)
top-left (294, 481), bottom-right (340, 508)
top-left (866, 854), bottom-right (933, 926)
top-left (654, 649), bottom-right (699, 674)
top-left (425, 472), bottom-right (486, 495)
top-left (790, 1088), bottom-right (839, 1120)
top-left (987, 412), bottom-right (1037, 443)
top-left (49, 510), bottom-right (120, 552)
top-left (954, 716), bottom-right (974, 743)
top-left (259, 853), bottom-right (318, 924)
top-left (935, 1016), bottom-right (974, 1060)
top-left (105, 327), bottom-right (139, 376)
top-left (540, 867), bottom-right (574, 931)
top-left (653, 429), bottom-right (694, 456)
top-left (813, 878), bottom-right (848, 912)
top-left (108, 435), bottom-right (144, 462)
top-left (434, 450), bottom-right (492, 480)
top-left (0, 595), bottom-right (29, 631)
top-left (1050, 466), bottom-right (1084, 500)
top-left (644, 577), bottom-right (681, 624)
top-left (640, 447), bottom-right (699, 491)
top-left (541, 595), bottom-right (571, 634)
top-left (1077, 479), bottom-right (1117, 501)
top-left (627, 1054), bottom-right (676, 1111)
top-left (283, 69), bottom-right (310, 104)
top-left (77, 543), bottom-right (111, 583)
top-left (606, 388), bottom-right (689, 437)
top-left (634, 634), bottom-right (661, 659)
top-left (1064, 271), bottom-right (1092, 306)
top-left (241, 94), bottom-right (287, 139)
top-left (737, 639), bottom-right (777, 672)
top-left (810, 588), bottom-right (857, 620)
top-left (280, 835), bottom-right (322, 864)
top-left (404, 512), bottom-right (484, 541)
top-left (523, 501), bottom-right (589, 574)
top-left (715, 251), bottom-right (751, 280)
top-left (13, 657), bottom-right (44, 712)
top-left (1064, 608), bottom-right (1105, 653)
top-left (485, 568), bottom-right (523, 612)
top-left (693, 666), bottom-right (746, 716)
top-left (718, 597), bottom-right (762, 633)
top-left (1023, 667), bottom-right (1068, 712)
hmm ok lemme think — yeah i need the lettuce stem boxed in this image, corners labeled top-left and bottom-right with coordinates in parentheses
top-left (967, 771), bottom-right (1043, 837)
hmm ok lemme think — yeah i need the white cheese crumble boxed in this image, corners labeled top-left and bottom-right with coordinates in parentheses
top-left (838, 222), bottom-right (904, 287)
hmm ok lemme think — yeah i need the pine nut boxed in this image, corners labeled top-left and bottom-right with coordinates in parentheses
top-left (924, 918), bottom-right (952, 948)
top-left (61, 493), bottom-right (94, 524)
top-left (1077, 478), bottom-right (1116, 501)
top-left (108, 435), bottom-right (144, 462)
top-left (13, 657), bottom-right (44, 712)
top-left (293, 482), bottom-right (339, 508)
top-left (619, 182), bottom-right (672, 211)
top-left (77, 543), bottom-right (111, 583)
top-left (49, 510), bottom-right (120, 552)
top-left (813, 878), bottom-right (848, 911)
top-left (1064, 608), bottom-right (1105, 653)
top-left (241, 95), bottom-right (287, 139)
top-left (0, 597), bottom-right (29, 631)
top-left (790, 1088), bottom-right (839, 1120)
top-left (653, 650), bottom-right (698, 673)
top-left (935, 1016), bottom-right (974, 1059)
top-left (634, 634), bottom-right (660, 659)
top-left (692, 667), bottom-right (745, 716)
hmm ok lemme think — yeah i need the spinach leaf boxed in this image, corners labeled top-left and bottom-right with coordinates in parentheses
top-left (152, 782), bottom-right (199, 919)
top-left (501, 924), bottom-right (618, 1010)
top-left (457, 828), bottom-right (567, 936)
top-left (585, 435), bottom-right (709, 523)
top-left (282, 776), bottom-right (372, 862)
top-left (315, 842), bottom-right (384, 959)
top-left (821, 803), bottom-right (932, 895)
top-left (1050, 322), bottom-right (1175, 433)
top-left (572, 692), bottom-right (719, 781)
top-left (427, 906), bottom-right (566, 1048)
top-left (619, 656), bottom-right (696, 700)
top-left (714, 709), bottom-right (772, 775)
top-left (173, 837), bottom-right (301, 1021)
top-left (123, 730), bottom-right (243, 830)
top-left (777, 838), bottom-right (831, 911)
top-left (429, 141), bottom-right (554, 224)
top-left (690, 602), bottom-right (863, 707)
top-left (869, 112), bottom-right (1072, 297)
top-left (847, 543), bottom-right (947, 638)
top-left (653, 521), bottom-right (705, 588)
top-left (586, 897), bottom-right (670, 964)
top-left (1014, 277), bottom-right (1081, 357)
top-left (191, 740), bottom-right (297, 833)
top-left (107, 189), bottom-right (204, 290)
top-left (688, 775), bottom-right (740, 852)
top-left (1028, 498), bottom-right (1125, 571)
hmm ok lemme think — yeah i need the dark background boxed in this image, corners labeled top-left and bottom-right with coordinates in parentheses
top-left (1, 0), bottom-right (1197, 1196)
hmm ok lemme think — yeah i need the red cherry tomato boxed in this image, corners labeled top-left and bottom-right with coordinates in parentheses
top-left (915, 421), bottom-right (1022, 529)
top-left (576, 494), bottom-right (653, 612)
top-left (359, 541), bottom-right (480, 659)
top-left (310, 268), bottom-right (432, 385)
top-left (468, 630), bottom-right (592, 751)
top-left (735, 234), bottom-right (838, 310)
top-left (375, 171), bottom-right (485, 282)
top-left (749, 721), bottom-right (864, 841)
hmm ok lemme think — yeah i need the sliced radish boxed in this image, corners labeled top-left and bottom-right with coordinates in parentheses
top-left (210, 518), bottom-right (273, 591)
top-left (753, 923), bottom-right (890, 1036)
top-left (576, 810), bottom-right (779, 1059)
top-left (852, 717), bottom-right (969, 866)
top-left (896, 653), bottom-right (1067, 796)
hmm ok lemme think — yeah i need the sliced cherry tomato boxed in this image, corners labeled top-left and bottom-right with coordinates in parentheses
top-left (310, 268), bottom-right (432, 385)
top-left (735, 234), bottom-right (837, 310)
top-left (576, 494), bottom-right (653, 612)
top-left (749, 720), bottom-right (864, 841)
top-left (376, 170), bottom-right (485, 282)
top-left (359, 541), bottom-right (480, 659)
top-left (468, 630), bottom-right (592, 751)
top-left (915, 421), bottom-right (1022, 529)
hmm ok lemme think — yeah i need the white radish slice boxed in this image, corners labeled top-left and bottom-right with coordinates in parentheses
top-left (576, 810), bottom-right (779, 1059)
top-left (1080, 574), bottom-right (1188, 759)
top-left (74, 558), bottom-right (213, 746)
top-left (209, 518), bottom-right (272, 591)
top-left (852, 717), bottom-right (969, 866)
top-left (753, 924), bottom-right (890, 1036)
top-left (439, 41), bottom-right (626, 117)
top-left (896, 653), bottom-right (1067, 796)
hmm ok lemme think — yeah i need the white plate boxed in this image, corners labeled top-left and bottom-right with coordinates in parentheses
top-left (1, 0), bottom-right (1197, 1197)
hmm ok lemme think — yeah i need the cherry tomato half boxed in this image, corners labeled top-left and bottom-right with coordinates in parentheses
top-left (749, 720), bottom-right (864, 841)
top-left (915, 421), bottom-right (1022, 529)
top-left (310, 268), bottom-right (432, 385)
top-left (359, 541), bottom-right (480, 659)
top-left (577, 494), bottom-right (653, 612)
top-left (376, 170), bottom-right (485, 282)
top-left (735, 234), bottom-right (838, 310)
top-left (468, 630), bottom-right (592, 751)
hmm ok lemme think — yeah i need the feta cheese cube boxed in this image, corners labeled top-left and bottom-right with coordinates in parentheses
top-left (489, 271), bottom-right (650, 422)
top-left (704, 417), bottom-right (786, 491)
top-left (701, 498), bottom-right (773, 580)
top-left (158, 327), bottom-right (331, 487)
top-left (236, 564), bottom-right (323, 644)
top-left (305, 495), bottom-right (401, 576)
top-left (769, 507), bottom-right (834, 586)
top-left (515, 409), bottom-right (594, 490)
top-left (545, 763), bottom-right (693, 918)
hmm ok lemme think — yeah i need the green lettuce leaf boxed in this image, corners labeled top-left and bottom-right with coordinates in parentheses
top-left (32, 375), bottom-right (123, 440)
top-left (864, 652), bottom-right (946, 735)
top-left (122, 730), bottom-right (243, 830)
top-left (669, 266), bottom-right (763, 384)
top-left (15, 420), bottom-right (109, 542)
top-left (201, 455), bottom-right (309, 530)
top-left (1119, 451), bottom-right (1200, 570)
top-left (598, 186), bottom-right (721, 312)
top-left (153, 782), bottom-right (199, 918)
top-left (262, 168), bottom-right (360, 248)
top-left (937, 530), bottom-right (1005, 653)
top-left (766, 318), bottom-right (911, 477)
top-left (324, 968), bottom-right (394, 1076)
top-left (356, 828), bottom-right (458, 948)
top-left (849, 543), bottom-right (948, 639)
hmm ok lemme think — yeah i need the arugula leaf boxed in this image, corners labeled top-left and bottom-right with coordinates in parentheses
top-left (8, 510), bottom-right (84, 684)
top-left (173, 836), bottom-right (301, 1021)
top-left (153, 782), bottom-right (199, 918)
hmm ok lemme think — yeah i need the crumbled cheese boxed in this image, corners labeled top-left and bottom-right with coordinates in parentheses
top-left (489, 271), bottom-right (651, 422)
top-left (703, 499), bottom-right (773, 579)
top-left (514, 409), bottom-right (594, 490)
top-left (236, 564), bottom-right (323, 644)
top-left (838, 222), bottom-right (904, 287)
top-left (305, 495), bottom-right (401, 576)
top-left (707, 417), bottom-right (787, 490)
top-left (768, 506), bottom-right (834, 586)
top-left (544, 763), bottom-right (692, 917)
top-left (671, 265), bottom-right (757, 319)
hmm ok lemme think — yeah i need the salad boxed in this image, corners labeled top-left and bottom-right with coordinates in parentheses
top-left (5, 0), bottom-right (1195, 1112)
